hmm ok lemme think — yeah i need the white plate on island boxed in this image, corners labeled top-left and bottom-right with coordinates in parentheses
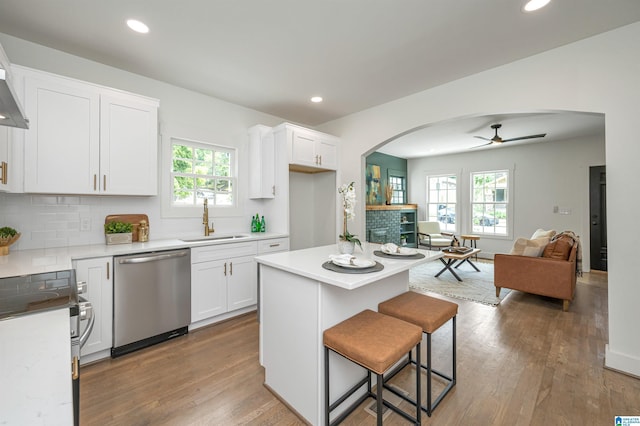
top-left (332, 258), bottom-right (377, 269)
top-left (381, 248), bottom-right (418, 256)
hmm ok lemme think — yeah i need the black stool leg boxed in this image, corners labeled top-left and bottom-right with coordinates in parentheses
top-left (426, 331), bottom-right (432, 416)
top-left (416, 341), bottom-right (422, 425)
top-left (325, 346), bottom-right (330, 426)
top-left (376, 373), bottom-right (383, 426)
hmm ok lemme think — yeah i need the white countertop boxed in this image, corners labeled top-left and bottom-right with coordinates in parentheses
top-left (0, 232), bottom-right (288, 278)
top-left (255, 243), bottom-right (443, 290)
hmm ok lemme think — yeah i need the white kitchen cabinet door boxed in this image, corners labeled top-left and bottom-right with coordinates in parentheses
top-left (100, 93), bottom-right (158, 195)
top-left (227, 255), bottom-right (258, 311)
top-left (0, 126), bottom-right (9, 191)
top-left (315, 138), bottom-right (338, 170)
top-left (280, 123), bottom-right (339, 172)
top-left (248, 125), bottom-right (275, 199)
top-left (290, 130), bottom-right (317, 168)
top-left (74, 257), bottom-right (113, 361)
top-left (23, 72), bottom-right (100, 194)
top-left (191, 259), bottom-right (228, 322)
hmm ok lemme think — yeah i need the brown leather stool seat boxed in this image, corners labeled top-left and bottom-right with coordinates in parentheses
top-left (379, 292), bottom-right (458, 416)
top-left (324, 309), bottom-right (422, 425)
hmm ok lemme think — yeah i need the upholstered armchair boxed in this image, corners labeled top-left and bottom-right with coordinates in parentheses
top-left (417, 221), bottom-right (454, 250)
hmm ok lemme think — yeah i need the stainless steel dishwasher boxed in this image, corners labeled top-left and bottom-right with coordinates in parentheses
top-left (112, 248), bottom-right (190, 357)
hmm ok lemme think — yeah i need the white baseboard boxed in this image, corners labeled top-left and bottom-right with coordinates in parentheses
top-left (605, 344), bottom-right (640, 379)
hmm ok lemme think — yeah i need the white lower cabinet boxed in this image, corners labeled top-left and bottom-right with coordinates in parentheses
top-left (191, 241), bottom-right (258, 325)
top-left (73, 257), bottom-right (113, 364)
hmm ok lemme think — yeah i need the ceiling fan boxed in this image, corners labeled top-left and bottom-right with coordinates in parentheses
top-left (472, 124), bottom-right (546, 148)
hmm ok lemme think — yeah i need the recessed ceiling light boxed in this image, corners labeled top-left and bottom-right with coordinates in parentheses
top-left (127, 19), bottom-right (149, 34)
top-left (310, 96), bottom-right (323, 103)
top-left (523, 0), bottom-right (551, 12)
top-left (0, 114), bottom-right (6, 120)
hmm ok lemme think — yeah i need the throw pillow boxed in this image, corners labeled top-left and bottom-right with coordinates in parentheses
top-left (542, 235), bottom-right (574, 260)
top-left (510, 237), bottom-right (550, 257)
top-left (531, 228), bottom-right (556, 240)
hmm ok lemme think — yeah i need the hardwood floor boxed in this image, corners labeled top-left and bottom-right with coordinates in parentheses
top-left (80, 269), bottom-right (640, 425)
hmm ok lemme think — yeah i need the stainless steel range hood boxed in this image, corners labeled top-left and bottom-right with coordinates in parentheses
top-left (0, 43), bottom-right (29, 129)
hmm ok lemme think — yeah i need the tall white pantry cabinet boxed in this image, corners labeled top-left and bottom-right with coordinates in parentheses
top-left (12, 65), bottom-right (159, 196)
top-left (250, 123), bottom-right (340, 251)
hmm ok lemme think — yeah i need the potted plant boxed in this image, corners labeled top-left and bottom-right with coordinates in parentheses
top-left (0, 226), bottom-right (20, 255)
top-left (104, 221), bottom-right (133, 245)
top-left (337, 182), bottom-right (362, 254)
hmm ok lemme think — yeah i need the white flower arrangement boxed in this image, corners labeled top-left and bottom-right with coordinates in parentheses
top-left (338, 182), bottom-right (362, 248)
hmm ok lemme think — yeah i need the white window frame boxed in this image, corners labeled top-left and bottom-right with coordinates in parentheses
top-left (388, 175), bottom-right (406, 204)
top-left (470, 168), bottom-right (512, 237)
top-left (425, 173), bottom-right (459, 233)
top-left (161, 135), bottom-right (240, 218)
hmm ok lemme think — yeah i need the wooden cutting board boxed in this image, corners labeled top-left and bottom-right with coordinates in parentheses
top-left (104, 214), bottom-right (149, 242)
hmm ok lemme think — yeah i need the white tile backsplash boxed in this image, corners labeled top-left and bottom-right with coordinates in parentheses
top-left (0, 192), bottom-right (258, 251)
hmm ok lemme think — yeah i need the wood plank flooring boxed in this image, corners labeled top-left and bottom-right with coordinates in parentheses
top-left (80, 269), bottom-right (640, 425)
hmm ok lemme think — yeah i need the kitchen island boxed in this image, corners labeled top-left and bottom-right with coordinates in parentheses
top-left (256, 243), bottom-right (442, 425)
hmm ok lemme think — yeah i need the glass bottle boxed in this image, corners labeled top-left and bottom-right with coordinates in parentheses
top-left (260, 216), bottom-right (266, 232)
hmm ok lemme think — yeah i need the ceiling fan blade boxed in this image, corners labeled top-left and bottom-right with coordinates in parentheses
top-left (473, 136), bottom-right (491, 141)
top-left (502, 133), bottom-right (547, 143)
top-left (469, 141), bottom-right (493, 149)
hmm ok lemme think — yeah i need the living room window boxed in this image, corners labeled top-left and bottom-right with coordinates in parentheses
top-left (426, 174), bottom-right (457, 232)
top-left (388, 175), bottom-right (406, 204)
top-left (471, 170), bottom-right (508, 235)
top-left (170, 138), bottom-right (237, 209)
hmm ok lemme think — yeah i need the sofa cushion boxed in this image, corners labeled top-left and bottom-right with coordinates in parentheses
top-left (510, 237), bottom-right (550, 257)
top-left (531, 228), bottom-right (556, 240)
top-left (542, 235), bottom-right (574, 260)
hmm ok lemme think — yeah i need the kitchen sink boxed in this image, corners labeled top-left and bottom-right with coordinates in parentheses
top-left (180, 234), bottom-right (251, 243)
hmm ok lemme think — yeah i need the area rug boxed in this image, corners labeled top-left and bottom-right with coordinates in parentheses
top-left (409, 260), bottom-right (510, 306)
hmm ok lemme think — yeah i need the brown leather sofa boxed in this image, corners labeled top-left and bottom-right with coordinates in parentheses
top-left (494, 235), bottom-right (578, 311)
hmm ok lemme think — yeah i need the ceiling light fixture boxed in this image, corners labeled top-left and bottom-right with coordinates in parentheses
top-left (0, 114), bottom-right (6, 120)
top-left (310, 96), bottom-right (323, 103)
top-left (523, 0), bottom-right (551, 12)
top-left (126, 19), bottom-right (149, 34)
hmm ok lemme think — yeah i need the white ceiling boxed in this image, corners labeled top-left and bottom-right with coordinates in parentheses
top-left (377, 111), bottom-right (606, 159)
top-left (1, 0), bottom-right (639, 128)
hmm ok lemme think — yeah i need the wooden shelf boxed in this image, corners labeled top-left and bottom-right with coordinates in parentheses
top-left (366, 204), bottom-right (417, 211)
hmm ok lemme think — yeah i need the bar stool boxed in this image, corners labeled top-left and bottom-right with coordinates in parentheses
top-left (378, 292), bottom-right (458, 416)
top-left (324, 309), bottom-right (422, 426)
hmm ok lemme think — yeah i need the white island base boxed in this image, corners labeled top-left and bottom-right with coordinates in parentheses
top-left (257, 244), bottom-right (442, 425)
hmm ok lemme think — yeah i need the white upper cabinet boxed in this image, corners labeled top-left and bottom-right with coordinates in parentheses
top-left (275, 123), bottom-right (339, 172)
top-left (248, 124), bottom-right (276, 199)
top-left (17, 66), bottom-right (159, 195)
top-left (100, 93), bottom-right (158, 195)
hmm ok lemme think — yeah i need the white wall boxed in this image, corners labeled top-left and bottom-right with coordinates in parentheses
top-left (407, 133), bottom-right (605, 269)
top-left (0, 32), bottom-right (288, 249)
top-left (289, 171), bottom-right (337, 250)
top-left (318, 23), bottom-right (640, 377)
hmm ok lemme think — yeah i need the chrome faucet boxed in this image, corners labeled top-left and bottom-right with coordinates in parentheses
top-left (203, 198), bottom-right (215, 236)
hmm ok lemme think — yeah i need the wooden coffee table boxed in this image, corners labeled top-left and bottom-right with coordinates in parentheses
top-left (435, 248), bottom-right (481, 282)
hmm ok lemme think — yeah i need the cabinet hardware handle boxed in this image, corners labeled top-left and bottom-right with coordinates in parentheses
top-left (72, 356), bottom-right (79, 380)
top-left (230, 262), bottom-right (233, 275)
top-left (272, 185), bottom-right (275, 195)
top-left (107, 262), bottom-right (110, 280)
top-left (103, 175), bottom-right (106, 191)
top-left (224, 262), bottom-right (227, 276)
top-left (315, 155), bottom-right (319, 164)
top-left (0, 161), bottom-right (7, 185)
top-left (319, 155), bottom-right (322, 165)
top-left (269, 243), bottom-right (280, 248)
top-left (93, 174), bottom-right (97, 191)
